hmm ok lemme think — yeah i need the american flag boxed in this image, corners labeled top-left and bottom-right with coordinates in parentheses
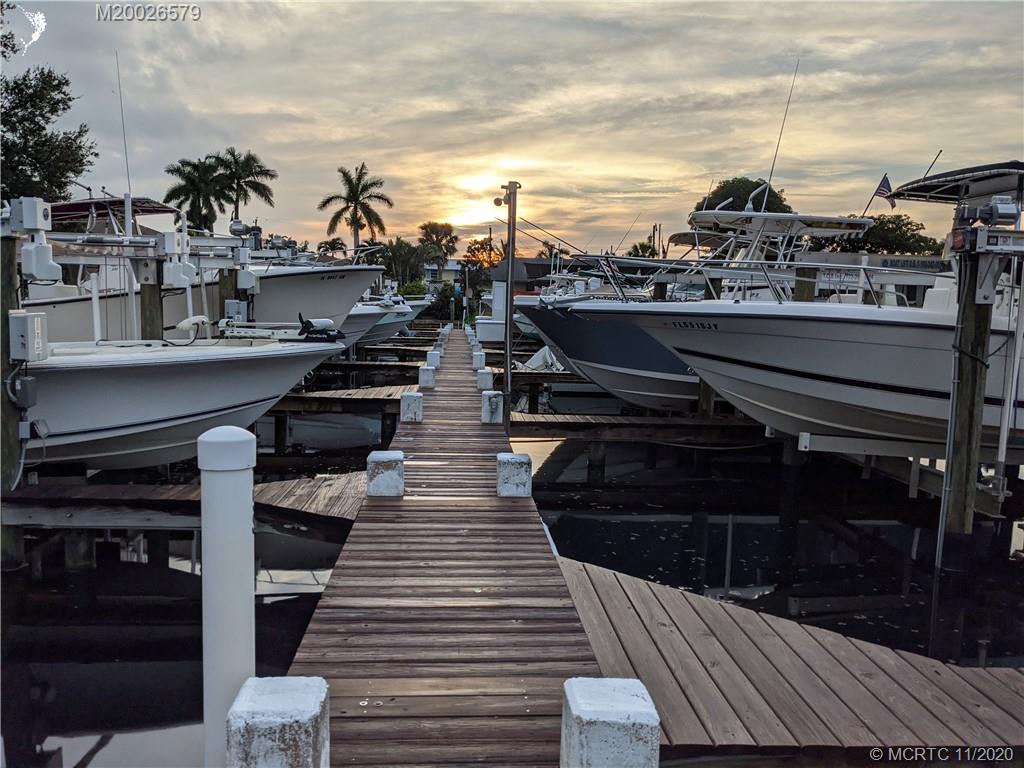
top-left (873, 174), bottom-right (896, 209)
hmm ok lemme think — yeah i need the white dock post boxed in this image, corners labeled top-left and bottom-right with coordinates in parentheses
top-left (400, 392), bottom-right (423, 423)
top-left (426, 349), bottom-right (441, 368)
top-left (366, 450), bottom-right (405, 496)
top-left (481, 390), bottom-right (503, 424)
top-left (226, 676), bottom-right (330, 768)
top-left (496, 452), bottom-right (532, 497)
top-left (560, 678), bottom-right (659, 768)
top-left (472, 350), bottom-right (486, 370)
top-left (198, 426), bottom-right (257, 768)
top-left (434, 341), bottom-right (445, 357)
top-left (418, 365), bottom-right (436, 389)
top-left (476, 368), bottom-right (493, 390)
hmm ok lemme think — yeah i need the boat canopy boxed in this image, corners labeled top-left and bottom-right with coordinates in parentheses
top-left (51, 197), bottom-right (178, 225)
top-left (667, 231), bottom-right (730, 249)
top-left (891, 161), bottom-right (1024, 205)
top-left (688, 209), bottom-right (873, 238)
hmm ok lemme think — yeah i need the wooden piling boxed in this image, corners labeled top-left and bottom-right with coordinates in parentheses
top-left (586, 442), bottom-right (607, 486)
top-left (140, 282), bottom-right (164, 340)
top-left (946, 255), bottom-right (993, 534)
top-left (1, 236), bottom-right (20, 492)
top-left (793, 267), bottom-right (817, 302)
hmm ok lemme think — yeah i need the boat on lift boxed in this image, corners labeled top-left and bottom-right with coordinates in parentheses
top-left (525, 207), bottom-right (875, 411)
top-left (22, 332), bottom-right (342, 470)
top-left (25, 197), bottom-right (384, 341)
top-left (573, 163), bottom-right (1024, 454)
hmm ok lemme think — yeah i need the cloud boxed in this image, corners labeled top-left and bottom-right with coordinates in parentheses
top-left (5, 0), bottom-right (1021, 247)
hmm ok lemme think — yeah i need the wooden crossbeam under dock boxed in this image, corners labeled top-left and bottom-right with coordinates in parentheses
top-left (289, 330), bottom-right (598, 766)
top-left (509, 412), bottom-right (770, 443)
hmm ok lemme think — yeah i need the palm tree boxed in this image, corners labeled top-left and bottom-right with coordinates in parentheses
top-left (163, 156), bottom-right (228, 231)
top-left (214, 147), bottom-right (278, 220)
top-left (317, 236), bottom-right (348, 256)
top-left (417, 221), bottom-right (459, 271)
top-left (316, 162), bottom-right (394, 252)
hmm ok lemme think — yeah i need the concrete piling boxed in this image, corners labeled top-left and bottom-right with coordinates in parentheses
top-left (366, 450), bottom-right (405, 497)
top-left (560, 678), bottom-right (659, 768)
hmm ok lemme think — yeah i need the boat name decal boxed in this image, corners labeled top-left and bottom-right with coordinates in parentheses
top-left (670, 320), bottom-right (718, 330)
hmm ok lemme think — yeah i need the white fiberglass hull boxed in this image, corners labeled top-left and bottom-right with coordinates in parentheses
top-left (576, 300), bottom-right (1024, 451)
top-left (24, 340), bottom-right (339, 469)
top-left (26, 265), bottom-right (382, 342)
top-left (362, 305), bottom-right (415, 345)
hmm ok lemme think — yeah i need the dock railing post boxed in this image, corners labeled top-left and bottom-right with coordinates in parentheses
top-left (481, 390), bottom-right (503, 424)
top-left (496, 452), bottom-right (532, 497)
top-left (560, 678), bottom-right (659, 768)
top-left (226, 676), bottom-right (330, 768)
top-left (366, 450), bottom-right (405, 496)
top-left (426, 349), bottom-right (441, 368)
top-left (472, 350), bottom-right (485, 370)
top-left (418, 365), bottom-right (436, 389)
top-left (198, 426), bottom-right (257, 768)
top-left (476, 368), bottom-right (493, 390)
top-left (400, 392), bottom-right (423, 423)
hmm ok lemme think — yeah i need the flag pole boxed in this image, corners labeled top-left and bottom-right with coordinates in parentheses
top-left (860, 192), bottom-right (875, 218)
top-left (923, 149), bottom-right (942, 178)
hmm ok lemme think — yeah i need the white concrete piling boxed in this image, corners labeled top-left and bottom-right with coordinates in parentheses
top-left (496, 452), bottom-right (532, 497)
top-left (476, 368), bottom-right (494, 390)
top-left (426, 349), bottom-right (441, 368)
top-left (481, 390), bottom-right (503, 424)
top-left (226, 676), bottom-right (330, 768)
top-left (560, 678), bottom-right (660, 768)
top-left (418, 365), bottom-right (436, 389)
top-left (400, 392), bottom-right (423, 423)
top-left (366, 450), bottom-right (405, 496)
top-left (198, 426), bottom-right (257, 768)
top-left (433, 342), bottom-right (445, 357)
top-left (472, 350), bottom-right (486, 369)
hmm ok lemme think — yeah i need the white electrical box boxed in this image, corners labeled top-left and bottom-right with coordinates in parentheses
top-left (223, 300), bottom-right (247, 322)
top-left (8, 310), bottom-right (48, 362)
top-left (9, 198), bottom-right (52, 231)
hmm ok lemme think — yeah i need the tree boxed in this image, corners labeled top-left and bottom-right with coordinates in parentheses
top-left (163, 156), bottom-right (228, 231)
top-left (428, 281), bottom-right (456, 321)
top-left (694, 177), bottom-right (792, 214)
top-left (398, 279), bottom-right (428, 297)
top-left (380, 237), bottom-right (423, 286)
top-left (317, 236), bottom-right (347, 255)
top-left (626, 240), bottom-right (659, 259)
top-left (213, 146), bottom-right (277, 220)
top-left (0, 66), bottom-right (97, 201)
top-left (535, 239), bottom-right (570, 259)
top-left (808, 213), bottom-right (943, 256)
top-left (463, 235), bottom-right (504, 294)
top-left (2, 2), bottom-right (19, 60)
top-left (417, 221), bottom-right (459, 271)
top-left (316, 162), bottom-right (393, 251)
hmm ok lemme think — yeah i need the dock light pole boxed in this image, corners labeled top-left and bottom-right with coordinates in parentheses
top-left (494, 181), bottom-right (521, 429)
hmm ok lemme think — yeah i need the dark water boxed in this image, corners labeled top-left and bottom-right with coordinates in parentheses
top-left (1, 525), bottom-right (337, 768)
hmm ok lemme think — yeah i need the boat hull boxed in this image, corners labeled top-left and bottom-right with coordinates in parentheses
top-left (519, 303), bottom-right (700, 411)
top-left (576, 301), bottom-right (1024, 451)
top-left (25, 342), bottom-right (338, 469)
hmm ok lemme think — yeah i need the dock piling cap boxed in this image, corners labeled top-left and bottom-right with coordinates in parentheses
top-left (197, 426), bottom-right (256, 471)
top-left (563, 677), bottom-right (659, 726)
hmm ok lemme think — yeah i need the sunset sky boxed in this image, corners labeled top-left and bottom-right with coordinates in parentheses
top-left (5, 1), bottom-right (1023, 252)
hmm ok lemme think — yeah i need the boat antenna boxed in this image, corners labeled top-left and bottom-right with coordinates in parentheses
top-left (517, 215), bottom-right (585, 254)
top-left (762, 57), bottom-right (800, 212)
top-left (115, 50), bottom-right (132, 196)
top-left (922, 149), bottom-right (943, 178)
top-left (614, 211), bottom-right (643, 253)
top-left (701, 179), bottom-right (715, 210)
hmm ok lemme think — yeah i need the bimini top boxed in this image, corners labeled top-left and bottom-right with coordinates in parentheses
top-left (51, 197), bottom-right (178, 225)
top-left (688, 209), bottom-right (873, 238)
top-left (892, 161), bottom-right (1024, 205)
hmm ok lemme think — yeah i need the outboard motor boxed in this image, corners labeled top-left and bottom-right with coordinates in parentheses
top-left (298, 314), bottom-right (344, 342)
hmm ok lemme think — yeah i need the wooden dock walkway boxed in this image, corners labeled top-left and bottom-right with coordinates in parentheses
top-left (561, 558), bottom-right (1024, 758)
top-left (289, 330), bottom-right (599, 766)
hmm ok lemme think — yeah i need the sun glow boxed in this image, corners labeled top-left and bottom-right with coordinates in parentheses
top-left (449, 198), bottom-right (502, 227)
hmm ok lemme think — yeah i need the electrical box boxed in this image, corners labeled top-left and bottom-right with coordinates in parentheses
top-left (223, 300), bottom-right (247, 322)
top-left (12, 376), bottom-right (36, 409)
top-left (8, 310), bottom-right (48, 362)
top-left (9, 198), bottom-right (51, 232)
